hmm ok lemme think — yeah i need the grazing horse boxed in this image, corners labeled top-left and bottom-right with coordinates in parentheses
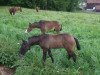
top-left (19, 33), bottom-right (81, 65)
top-left (25, 20), bottom-right (62, 34)
top-left (35, 6), bottom-right (39, 12)
top-left (9, 7), bottom-right (22, 15)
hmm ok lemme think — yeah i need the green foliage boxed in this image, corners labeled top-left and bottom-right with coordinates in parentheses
top-left (67, 0), bottom-right (79, 11)
top-left (0, 0), bottom-right (11, 5)
top-left (0, 0), bottom-right (80, 12)
top-left (0, 7), bottom-right (100, 75)
top-left (10, 0), bottom-right (23, 5)
top-left (0, 34), bottom-right (19, 67)
top-left (0, 51), bottom-right (19, 67)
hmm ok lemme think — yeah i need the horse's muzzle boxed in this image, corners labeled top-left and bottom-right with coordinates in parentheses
top-left (25, 29), bottom-right (28, 33)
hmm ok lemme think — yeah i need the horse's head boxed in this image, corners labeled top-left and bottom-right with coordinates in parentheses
top-left (19, 40), bottom-right (30, 56)
top-left (25, 23), bottom-right (32, 33)
top-left (25, 22), bottom-right (37, 33)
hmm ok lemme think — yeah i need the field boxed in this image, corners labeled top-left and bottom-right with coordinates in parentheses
top-left (0, 6), bottom-right (100, 75)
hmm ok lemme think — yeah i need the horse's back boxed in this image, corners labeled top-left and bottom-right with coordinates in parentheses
top-left (39, 21), bottom-right (54, 30)
top-left (40, 34), bottom-right (72, 41)
top-left (40, 34), bottom-right (63, 48)
top-left (40, 34), bottom-right (74, 48)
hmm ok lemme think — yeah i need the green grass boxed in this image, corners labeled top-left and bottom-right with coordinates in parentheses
top-left (0, 6), bottom-right (100, 75)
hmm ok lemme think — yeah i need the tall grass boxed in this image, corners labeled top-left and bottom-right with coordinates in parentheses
top-left (0, 6), bottom-right (100, 75)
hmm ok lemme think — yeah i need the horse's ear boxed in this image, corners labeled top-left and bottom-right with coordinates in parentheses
top-left (17, 40), bottom-right (23, 45)
top-left (22, 40), bottom-right (26, 43)
top-left (29, 22), bottom-right (31, 25)
top-left (29, 23), bottom-right (32, 27)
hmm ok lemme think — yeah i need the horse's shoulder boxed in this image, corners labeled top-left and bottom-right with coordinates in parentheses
top-left (38, 22), bottom-right (46, 27)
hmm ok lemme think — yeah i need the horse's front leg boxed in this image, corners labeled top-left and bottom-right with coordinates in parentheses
top-left (48, 49), bottom-right (54, 63)
top-left (54, 28), bottom-right (60, 34)
top-left (42, 49), bottom-right (47, 65)
top-left (41, 29), bottom-right (46, 34)
top-left (10, 12), bottom-right (12, 15)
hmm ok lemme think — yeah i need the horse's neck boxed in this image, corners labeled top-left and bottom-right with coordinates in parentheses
top-left (28, 37), bottom-right (40, 46)
top-left (32, 23), bottom-right (40, 28)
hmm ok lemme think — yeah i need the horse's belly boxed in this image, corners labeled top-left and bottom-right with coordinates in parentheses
top-left (40, 41), bottom-right (63, 49)
top-left (48, 42), bottom-right (63, 48)
top-left (40, 36), bottom-right (64, 49)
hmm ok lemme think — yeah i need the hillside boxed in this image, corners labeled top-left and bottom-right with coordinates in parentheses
top-left (0, 6), bottom-right (100, 75)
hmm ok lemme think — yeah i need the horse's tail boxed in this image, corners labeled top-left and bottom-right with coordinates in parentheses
top-left (74, 37), bottom-right (81, 50)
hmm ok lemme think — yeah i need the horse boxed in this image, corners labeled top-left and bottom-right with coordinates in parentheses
top-left (19, 33), bottom-right (81, 65)
top-left (9, 6), bottom-right (22, 15)
top-left (35, 6), bottom-right (39, 12)
top-left (25, 20), bottom-right (62, 34)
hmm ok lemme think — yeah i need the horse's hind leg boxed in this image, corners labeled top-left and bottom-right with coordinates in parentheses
top-left (72, 52), bottom-right (76, 62)
top-left (65, 48), bottom-right (76, 62)
top-left (54, 27), bottom-right (60, 34)
top-left (54, 29), bottom-right (60, 34)
top-left (48, 49), bottom-right (54, 63)
top-left (68, 51), bottom-right (76, 62)
top-left (41, 29), bottom-right (46, 34)
top-left (13, 11), bottom-right (15, 15)
top-left (60, 25), bottom-right (62, 31)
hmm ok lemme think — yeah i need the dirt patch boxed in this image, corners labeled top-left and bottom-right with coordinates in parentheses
top-left (0, 64), bottom-right (16, 75)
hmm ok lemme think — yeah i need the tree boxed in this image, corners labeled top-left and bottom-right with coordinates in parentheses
top-left (67, 0), bottom-right (79, 11)
top-left (0, 0), bottom-right (80, 12)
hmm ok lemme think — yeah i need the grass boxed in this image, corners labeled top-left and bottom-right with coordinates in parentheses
top-left (0, 6), bottom-right (100, 75)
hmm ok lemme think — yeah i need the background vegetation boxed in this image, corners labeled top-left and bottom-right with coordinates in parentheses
top-left (0, 6), bottom-right (100, 75)
top-left (0, 0), bottom-right (81, 11)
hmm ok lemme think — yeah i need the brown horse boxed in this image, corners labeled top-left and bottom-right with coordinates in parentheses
top-left (25, 20), bottom-right (62, 34)
top-left (9, 7), bottom-right (22, 15)
top-left (19, 33), bottom-right (80, 65)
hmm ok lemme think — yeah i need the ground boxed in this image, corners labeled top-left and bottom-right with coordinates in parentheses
top-left (0, 64), bottom-right (15, 75)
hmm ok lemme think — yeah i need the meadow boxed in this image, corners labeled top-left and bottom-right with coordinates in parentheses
top-left (0, 6), bottom-right (100, 75)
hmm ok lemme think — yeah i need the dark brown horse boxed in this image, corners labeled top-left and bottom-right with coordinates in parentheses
top-left (25, 20), bottom-right (62, 34)
top-left (9, 7), bottom-right (22, 15)
top-left (19, 33), bottom-right (80, 65)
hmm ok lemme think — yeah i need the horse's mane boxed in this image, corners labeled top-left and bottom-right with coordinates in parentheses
top-left (28, 34), bottom-right (49, 40)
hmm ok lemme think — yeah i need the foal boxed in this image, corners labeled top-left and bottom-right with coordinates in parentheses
top-left (9, 7), bottom-right (22, 15)
top-left (19, 33), bottom-right (80, 65)
top-left (25, 20), bottom-right (62, 34)
top-left (35, 7), bottom-right (39, 12)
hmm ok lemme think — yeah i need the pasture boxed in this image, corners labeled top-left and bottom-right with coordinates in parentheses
top-left (0, 6), bottom-right (100, 75)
